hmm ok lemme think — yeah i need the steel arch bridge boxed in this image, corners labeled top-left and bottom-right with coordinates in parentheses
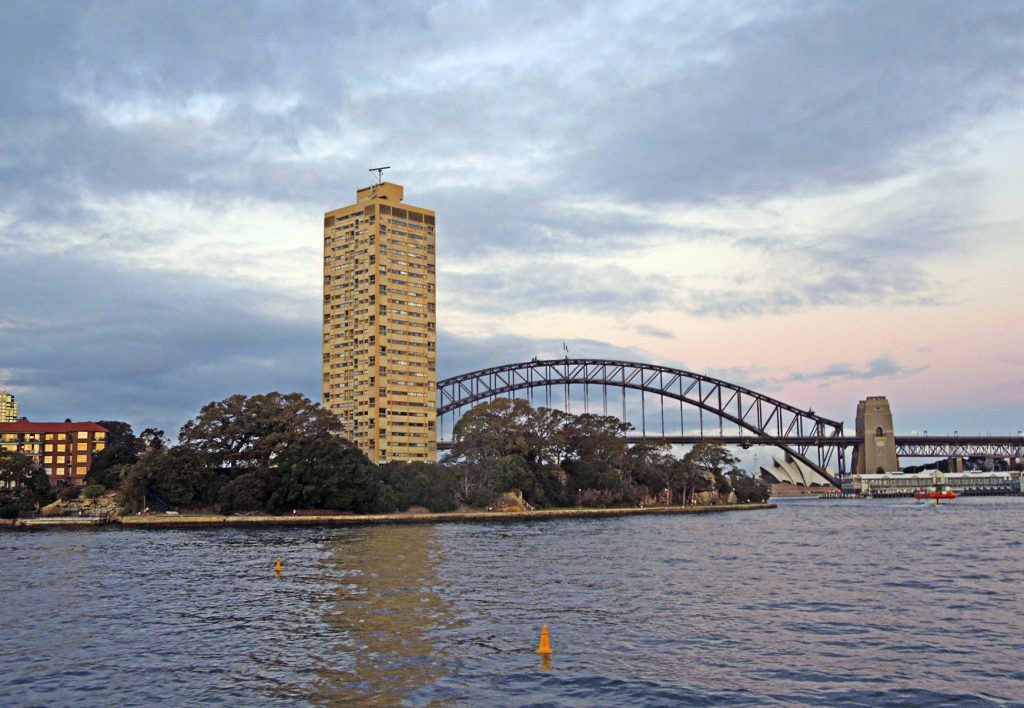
top-left (436, 358), bottom-right (846, 485)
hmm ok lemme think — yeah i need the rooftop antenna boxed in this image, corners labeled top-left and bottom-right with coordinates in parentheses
top-left (369, 165), bottom-right (390, 186)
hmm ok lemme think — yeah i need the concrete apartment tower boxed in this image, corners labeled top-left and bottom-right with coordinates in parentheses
top-left (322, 182), bottom-right (437, 464)
top-left (0, 390), bottom-right (19, 423)
top-left (852, 396), bottom-right (899, 474)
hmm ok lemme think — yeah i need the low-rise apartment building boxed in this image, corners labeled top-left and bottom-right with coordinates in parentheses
top-left (0, 421), bottom-right (108, 486)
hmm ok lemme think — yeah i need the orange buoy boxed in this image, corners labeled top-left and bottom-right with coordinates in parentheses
top-left (535, 625), bottom-right (552, 655)
top-left (275, 557), bottom-right (283, 574)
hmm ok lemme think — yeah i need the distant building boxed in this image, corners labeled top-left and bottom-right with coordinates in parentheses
top-left (0, 390), bottom-right (19, 423)
top-left (0, 421), bottom-right (108, 487)
top-left (842, 469), bottom-right (1019, 497)
top-left (757, 454), bottom-right (835, 487)
top-left (322, 181), bottom-right (437, 464)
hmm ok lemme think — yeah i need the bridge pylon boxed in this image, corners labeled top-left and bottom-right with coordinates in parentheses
top-left (852, 396), bottom-right (899, 474)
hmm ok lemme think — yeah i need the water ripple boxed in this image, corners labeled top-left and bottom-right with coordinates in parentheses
top-left (2, 498), bottom-right (1024, 705)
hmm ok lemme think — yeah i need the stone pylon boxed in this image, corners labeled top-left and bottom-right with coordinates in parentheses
top-left (852, 396), bottom-right (899, 474)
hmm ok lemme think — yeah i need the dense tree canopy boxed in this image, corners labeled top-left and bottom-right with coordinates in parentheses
top-left (58, 393), bottom-right (769, 516)
top-left (269, 439), bottom-right (375, 514)
top-left (178, 392), bottom-right (344, 473)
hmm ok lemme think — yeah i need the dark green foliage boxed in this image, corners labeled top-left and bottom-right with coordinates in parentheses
top-left (88, 420), bottom-right (140, 487)
top-left (82, 484), bottom-right (106, 499)
top-left (178, 392), bottom-right (342, 473)
top-left (136, 428), bottom-right (168, 452)
top-left (268, 441), bottom-right (375, 513)
top-left (372, 461), bottom-right (460, 513)
top-left (96, 392), bottom-right (761, 515)
top-left (730, 473), bottom-right (772, 503)
top-left (58, 482), bottom-right (81, 501)
top-left (121, 446), bottom-right (214, 511)
top-left (219, 471), bottom-right (272, 513)
top-left (454, 455), bottom-right (535, 508)
top-left (87, 421), bottom-right (138, 488)
top-left (0, 448), bottom-right (55, 512)
top-left (448, 399), bottom-right (636, 508)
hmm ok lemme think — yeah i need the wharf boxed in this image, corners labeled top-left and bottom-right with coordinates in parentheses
top-left (13, 515), bottom-right (112, 528)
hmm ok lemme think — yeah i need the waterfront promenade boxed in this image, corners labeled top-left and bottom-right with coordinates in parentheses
top-left (2, 502), bottom-right (774, 529)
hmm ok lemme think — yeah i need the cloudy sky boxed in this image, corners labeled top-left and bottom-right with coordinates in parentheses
top-left (2, 0), bottom-right (1022, 440)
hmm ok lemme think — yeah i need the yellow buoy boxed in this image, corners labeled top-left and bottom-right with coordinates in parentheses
top-left (275, 557), bottom-right (283, 574)
top-left (535, 625), bottom-right (552, 655)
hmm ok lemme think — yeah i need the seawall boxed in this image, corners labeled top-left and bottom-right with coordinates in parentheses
top-left (7, 503), bottom-right (775, 530)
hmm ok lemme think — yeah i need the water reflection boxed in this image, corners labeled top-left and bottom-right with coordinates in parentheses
top-left (311, 525), bottom-right (459, 705)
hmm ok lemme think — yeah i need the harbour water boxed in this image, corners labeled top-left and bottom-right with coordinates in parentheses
top-left (3, 497), bottom-right (1024, 705)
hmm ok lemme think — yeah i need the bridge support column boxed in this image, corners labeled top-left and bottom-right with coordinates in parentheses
top-left (853, 396), bottom-right (899, 474)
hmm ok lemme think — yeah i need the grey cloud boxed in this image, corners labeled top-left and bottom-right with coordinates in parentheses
top-left (574, 1), bottom-right (1024, 203)
top-left (789, 356), bottom-right (928, 383)
top-left (428, 185), bottom-right (667, 259)
top-left (1, 1), bottom-right (1020, 432)
top-left (442, 262), bottom-right (673, 315)
top-left (636, 324), bottom-right (674, 339)
top-left (682, 170), bottom-right (987, 318)
top-left (0, 246), bottom-right (666, 435)
top-left (3, 1), bottom-right (1020, 259)
top-left (1, 252), bottom-right (322, 436)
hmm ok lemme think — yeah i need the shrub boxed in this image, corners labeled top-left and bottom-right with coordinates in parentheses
top-left (0, 503), bottom-right (19, 519)
top-left (82, 484), bottom-right (106, 499)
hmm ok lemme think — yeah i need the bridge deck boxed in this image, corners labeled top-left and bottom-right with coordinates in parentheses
top-left (438, 435), bottom-right (1022, 456)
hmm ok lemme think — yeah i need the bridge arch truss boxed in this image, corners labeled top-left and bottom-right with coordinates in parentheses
top-left (437, 358), bottom-right (846, 484)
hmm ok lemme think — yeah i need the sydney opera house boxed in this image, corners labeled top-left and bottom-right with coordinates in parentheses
top-left (757, 454), bottom-right (836, 488)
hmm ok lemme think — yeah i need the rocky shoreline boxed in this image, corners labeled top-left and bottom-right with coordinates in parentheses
top-left (3, 502), bottom-right (775, 529)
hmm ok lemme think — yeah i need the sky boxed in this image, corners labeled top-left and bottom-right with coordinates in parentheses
top-left (1, 0), bottom-right (1022, 441)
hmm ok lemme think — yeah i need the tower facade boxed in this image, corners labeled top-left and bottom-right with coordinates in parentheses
top-left (322, 182), bottom-right (437, 464)
top-left (852, 395), bottom-right (899, 474)
top-left (0, 390), bottom-right (19, 423)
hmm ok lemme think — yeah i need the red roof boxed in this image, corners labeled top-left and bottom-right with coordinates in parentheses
top-left (0, 422), bottom-right (108, 433)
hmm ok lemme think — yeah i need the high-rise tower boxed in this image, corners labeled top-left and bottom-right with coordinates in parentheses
top-left (0, 390), bottom-right (19, 423)
top-left (322, 182), bottom-right (437, 464)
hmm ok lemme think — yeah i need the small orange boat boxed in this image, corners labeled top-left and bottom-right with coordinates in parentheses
top-left (914, 487), bottom-right (957, 500)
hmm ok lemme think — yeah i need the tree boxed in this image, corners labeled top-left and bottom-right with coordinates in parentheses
top-left (644, 453), bottom-right (688, 505)
top-left (137, 428), bottom-right (168, 453)
top-left (269, 440), bottom-right (375, 513)
top-left (0, 448), bottom-right (55, 513)
top-left (450, 398), bottom-right (536, 463)
top-left (454, 455), bottom-right (535, 508)
top-left (87, 421), bottom-right (138, 487)
top-left (562, 414), bottom-right (631, 465)
top-left (680, 442), bottom-right (741, 504)
top-left (178, 392), bottom-right (345, 474)
top-left (729, 471), bottom-right (771, 503)
top-left (120, 446), bottom-right (212, 511)
top-left (371, 461), bottom-right (461, 513)
top-left (684, 442), bottom-right (741, 477)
